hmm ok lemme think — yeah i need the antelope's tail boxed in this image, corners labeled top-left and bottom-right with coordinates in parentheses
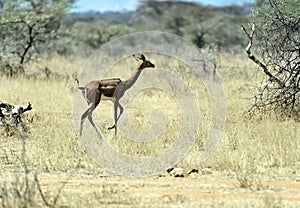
top-left (75, 78), bottom-right (85, 90)
top-left (75, 78), bottom-right (80, 87)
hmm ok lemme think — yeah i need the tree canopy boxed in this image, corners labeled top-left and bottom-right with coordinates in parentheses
top-left (0, 0), bottom-right (75, 66)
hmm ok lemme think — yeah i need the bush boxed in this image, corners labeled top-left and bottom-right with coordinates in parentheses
top-left (243, 0), bottom-right (300, 119)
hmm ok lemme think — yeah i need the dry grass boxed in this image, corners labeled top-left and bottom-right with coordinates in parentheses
top-left (0, 53), bottom-right (299, 207)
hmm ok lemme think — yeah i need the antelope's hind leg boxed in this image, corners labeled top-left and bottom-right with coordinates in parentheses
top-left (88, 113), bottom-right (102, 138)
top-left (79, 89), bottom-right (102, 138)
top-left (79, 103), bottom-right (94, 136)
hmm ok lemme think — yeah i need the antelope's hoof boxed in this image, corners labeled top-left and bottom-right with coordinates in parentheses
top-left (107, 125), bottom-right (115, 130)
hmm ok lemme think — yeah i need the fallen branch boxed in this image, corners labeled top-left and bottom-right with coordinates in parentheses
top-left (0, 102), bottom-right (32, 124)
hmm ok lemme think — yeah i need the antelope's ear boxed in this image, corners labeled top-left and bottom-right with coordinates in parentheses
top-left (133, 54), bottom-right (138, 61)
top-left (133, 54), bottom-right (146, 61)
top-left (140, 54), bottom-right (145, 61)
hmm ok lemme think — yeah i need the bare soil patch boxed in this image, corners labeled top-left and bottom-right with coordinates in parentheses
top-left (2, 171), bottom-right (299, 207)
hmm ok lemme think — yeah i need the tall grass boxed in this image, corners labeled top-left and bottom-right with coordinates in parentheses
top-left (0, 53), bottom-right (298, 179)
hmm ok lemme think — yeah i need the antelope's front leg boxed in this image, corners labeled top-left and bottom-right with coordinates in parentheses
top-left (107, 99), bottom-right (118, 134)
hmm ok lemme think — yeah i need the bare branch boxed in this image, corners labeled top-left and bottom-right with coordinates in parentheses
top-left (241, 24), bottom-right (285, 88)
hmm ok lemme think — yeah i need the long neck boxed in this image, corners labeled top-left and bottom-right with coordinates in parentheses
top-left (123, 63), bottom-right (143, 90)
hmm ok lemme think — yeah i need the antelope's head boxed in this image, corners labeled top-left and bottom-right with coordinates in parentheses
top-left (133, 54), bottom-right (155, 70)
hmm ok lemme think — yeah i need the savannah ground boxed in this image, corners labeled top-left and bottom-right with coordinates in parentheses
top-left (0, 53), bottom-right (299, 207)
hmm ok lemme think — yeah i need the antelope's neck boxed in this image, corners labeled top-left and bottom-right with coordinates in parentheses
top-left (123, 64), bottom-right (143, 90)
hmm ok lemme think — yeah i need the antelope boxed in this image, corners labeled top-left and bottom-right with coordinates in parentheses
top-left (77, 54), bottom-right (155, 138)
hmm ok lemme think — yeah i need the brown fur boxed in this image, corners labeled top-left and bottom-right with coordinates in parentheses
top-left (77, 54), bottom-right (155, 138)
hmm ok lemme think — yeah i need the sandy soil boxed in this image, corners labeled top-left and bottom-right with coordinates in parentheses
top-left (1, 170), bottom-right (300, 207)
